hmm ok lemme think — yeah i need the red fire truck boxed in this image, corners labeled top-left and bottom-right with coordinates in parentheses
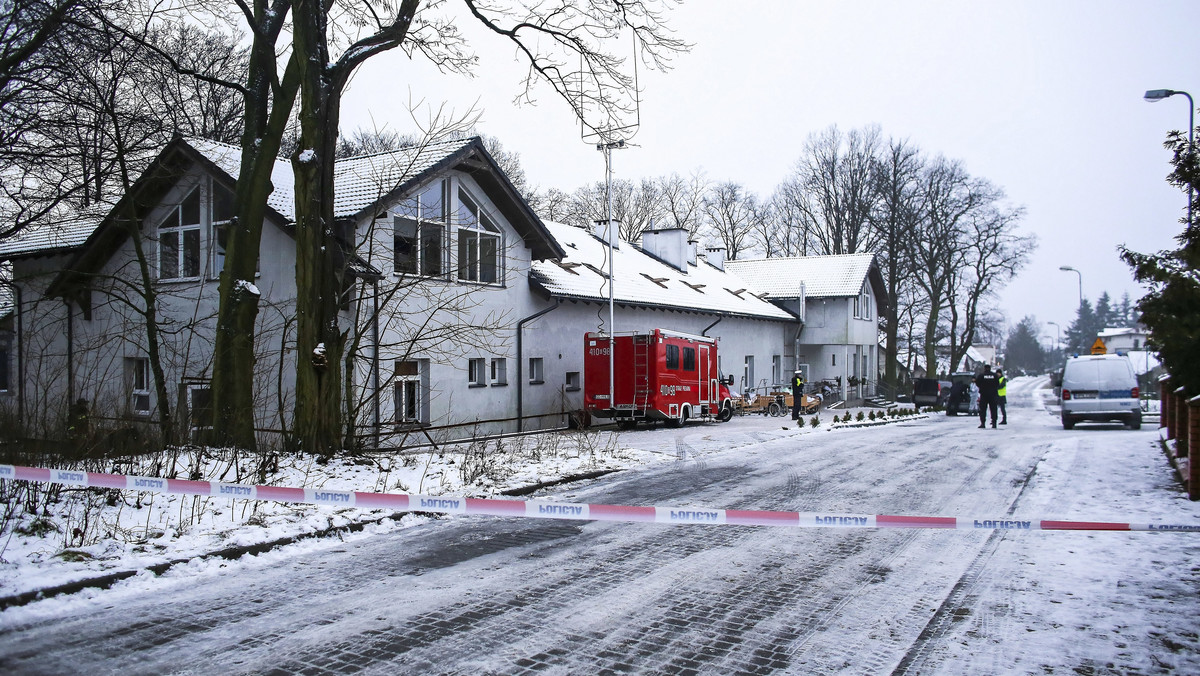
top-left (584, 329), bottom-right (735, 428)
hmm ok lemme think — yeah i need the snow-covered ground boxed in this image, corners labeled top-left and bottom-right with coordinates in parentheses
top-left (1, 377), bottom-right (1197, 674)
top-left (0, 397), bottom-right (903, 599)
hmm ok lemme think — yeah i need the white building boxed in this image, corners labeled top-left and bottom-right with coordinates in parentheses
top-left (724, 254), bottom-right (886, 401)
top-left (0, 137), bottom-right (884, 449)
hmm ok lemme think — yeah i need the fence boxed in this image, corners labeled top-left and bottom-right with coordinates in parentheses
top-left (1159, 374), bottom-right (1200, 500)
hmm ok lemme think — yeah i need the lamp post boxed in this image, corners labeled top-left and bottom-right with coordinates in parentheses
top-left (1046, 321), bottom-right (1061, 350)
top-left (1059, 265), bottom-right (1082, 307)
top-left (1144, 88), bottom-right (1194, 228)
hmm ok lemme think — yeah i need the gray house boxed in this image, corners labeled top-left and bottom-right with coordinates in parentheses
top-left (725, 254), bottom-right (886, 401)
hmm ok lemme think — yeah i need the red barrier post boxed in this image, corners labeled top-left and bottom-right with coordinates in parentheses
top-left (1160, 375), bottom-right (1173, 438)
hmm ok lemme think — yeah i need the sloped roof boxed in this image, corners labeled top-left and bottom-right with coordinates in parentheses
top-left (9, 135), bottom-right (561, 279)
top-left (725, 253), bottom-right (876, 298)
top-left (530, 222), bottom-right (795, 321)
top-left (331, 137), bottom-right (477, 219)
top-left (0, 210), bottom-right (109, 259)
top-left (187, 138), bottom-right (294, 218)
top-left (186, 137), bottom-right (476, 221)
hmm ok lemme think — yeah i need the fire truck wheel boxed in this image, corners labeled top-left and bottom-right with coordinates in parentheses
top-left (716, 402), bottom-right (733, 422)
top-left (667, 406), bottom-right (689, 428)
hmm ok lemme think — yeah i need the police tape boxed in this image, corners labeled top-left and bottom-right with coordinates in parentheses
top-left (3, 464), bottom-right (1198, 532)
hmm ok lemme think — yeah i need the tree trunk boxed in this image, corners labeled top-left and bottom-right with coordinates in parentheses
top-left (211, 6), bottom-right (300, 451)
top-left (291, 0), bottom-right (344, 455)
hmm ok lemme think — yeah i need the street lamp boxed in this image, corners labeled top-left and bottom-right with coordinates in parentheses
top-left (1144, 88), bottom-right (1194, 228)
top-left (1047, 321), bottom-right (1061, 350)
top-left (1059, 265), bottom-right (1082, 307)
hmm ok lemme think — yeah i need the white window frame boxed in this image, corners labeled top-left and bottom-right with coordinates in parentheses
top-left (129, 358), bottom-right (151, 415)
top-left (529, 357), bottom-right (544, 385)
top-left (456, 188), bottom-right (503, 285)
top-left (394, 180), bottom-right (446, 277)
top-left (490, 357), bottom-right (507, 386)
top-left (210, 181), bottom-right (237, 277)
top-left (395, 360), bottom-right (424, 425)
top-left (158, 188), bottom-right (202, 280)
top-left (772, 355), bottom-right (782, 386)
top-left (469, 358), bottom-right (487, 387)
top-left (565, 371), bottom-right (581, 392)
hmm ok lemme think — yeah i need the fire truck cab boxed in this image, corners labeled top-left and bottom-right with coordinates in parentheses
top-left (584, 329), bottom-right (734, 428)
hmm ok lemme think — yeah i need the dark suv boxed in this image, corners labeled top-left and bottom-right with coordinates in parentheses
top-left (912, 378), bottom-right (948, 407)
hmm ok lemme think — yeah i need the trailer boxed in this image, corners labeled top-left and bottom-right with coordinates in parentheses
top-left (584, 329), bottom-right (735, 428)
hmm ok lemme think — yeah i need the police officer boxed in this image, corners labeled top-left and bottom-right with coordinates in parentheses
top-left (791, 370), bottom-right (805, 420)
top-left (975, 364), bottom-right (1001, 429)
top-left (996, 368), bottom-right (1008, 425)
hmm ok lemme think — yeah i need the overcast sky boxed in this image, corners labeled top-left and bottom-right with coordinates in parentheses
top-left (341, 1), bottom-right (1199, 346)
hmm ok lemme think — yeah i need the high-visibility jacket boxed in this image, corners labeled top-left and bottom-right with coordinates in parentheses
top-left (997, 376), bottom-right (1007, 397)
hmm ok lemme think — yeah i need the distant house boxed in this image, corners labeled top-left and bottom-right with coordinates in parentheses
top-left (1097, 326), bottom-right (1150, 354)
top-left (959, 345), bottom-right (997, 372)
top-left (724, 254), bottom-right (886, 401)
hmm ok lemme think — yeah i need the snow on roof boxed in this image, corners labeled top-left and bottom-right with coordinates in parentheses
top-left (724, 253), bottom-right (875, 298)
top-left (1122, 350), bottom-right (1160, 376)
top-left (2, 137), bottom-right (482, 261)
top-left (531, 222), bottom-right (795, 321)
top-left (331, 137), bottom-right (476, 219)
top-left (1098, 326), bottom-right (1145, 338)
top-left (187, 138), bottom-right (295, 219)
top-left (0, 208), bottom-right (110, 259)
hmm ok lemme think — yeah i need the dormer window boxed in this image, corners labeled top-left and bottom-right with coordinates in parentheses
top-left (394, 180), bottom-right (446, 277)
top-left (457, 188), bottom-right (501, 284)
top-left (159, 188), bottom-right (201, 280)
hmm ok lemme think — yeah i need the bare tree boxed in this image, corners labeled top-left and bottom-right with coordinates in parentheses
top-left (783, 124), bottom-right (882, 256)
top-left (870, 137), bottom-right (923, 387)
top-left (289, 0), bottom-right (687, 454)
top-left (944, 199), bottom-right (1035, 369)
top-left (656, 170), bottom-right (709, 239)
top-left (907, 156), bottom-right (981, 375)
top-left (703, 181), bottom-right (758, 260)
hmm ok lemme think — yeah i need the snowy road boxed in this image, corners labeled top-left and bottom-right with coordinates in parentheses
top-left (2, 378), bottom-right (1199, 674)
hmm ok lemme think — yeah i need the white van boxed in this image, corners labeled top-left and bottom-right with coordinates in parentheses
top-left (1060, 354), bottom-right (1141, 430)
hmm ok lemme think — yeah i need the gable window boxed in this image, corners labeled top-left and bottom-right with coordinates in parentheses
top-left (128, 358), bottom-right (151, 415)
top-left (159, 188), bottom-right (201, 279)
top-left (395, 360), bottom-right (425, 424)
top-left (211, 182), bottom-right (236, 274)
top-left (394, 180), bottom-right (445, 277)
top-left (457, 189), bottom-right (501, 284)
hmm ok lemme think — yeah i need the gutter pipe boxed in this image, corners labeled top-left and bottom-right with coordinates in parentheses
top-left (516, 301), bottom-right (560, 432)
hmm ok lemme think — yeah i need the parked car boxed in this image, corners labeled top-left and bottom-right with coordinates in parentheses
top-left (1060, 354), bottom-right (1141, 430)
top-left (945, 372), bottom-right (979, 416)
top-left (912, 378), bottom-right (951, 407)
